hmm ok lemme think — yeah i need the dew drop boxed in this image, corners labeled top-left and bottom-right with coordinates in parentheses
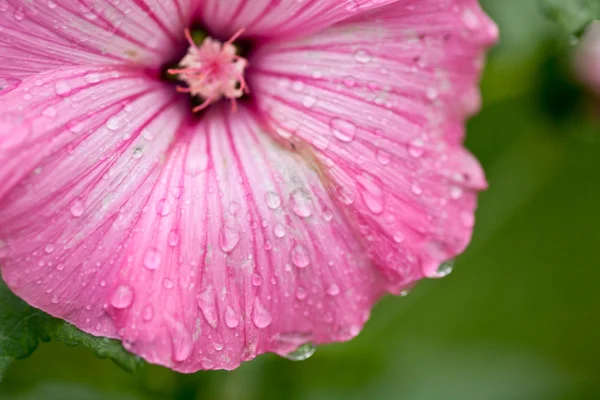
top-left (219, 227), bottom-right (240, 253)
top-left (302, 95), bottom-right (317, 108)
top-left (330, 117), bottom-right (356, 143)
top-left (251, 273), bottom-right (263, 287)
top-left (326, 283), bottom-right (341, 296)
top-left (356, 175), bottom-right (385, 215)
top-left (408, 140), bottom-right (425, 158)
top-left (197, 286), bottom-right (218, 328)
top-left (393, 232), bottom-right (405, 243)
top-left (69, 199), bottom-right (85, 218)
top-left (342, 76), bottom-right (357, 87)
top-left (143, 249), bottom-right (161, 270)
top-left (437, 259), bottom-right (455, 277)
top-left (265, 191), bottom-right (282, 210)
top-left (411, 183), bottom-right (422, 195)
top-left (213, 342), bottom-right (224, 351)
top-left (353, 49), bottom-right (372, 64)
top-left (252, 299), bottom-right (272, 329)
top-left (289, 188), bottom-right (314, 218)
top-left (111, 284), bottom-right (134, 309)
top-left (224, 306), bottom-right (240, 328)
top-left (296, 286), bottom-right (307, 300)
top-left (171, 323), bottom-right (193, 362)
top-left (273, 223), bottom-right (286, 238)
top-left (284, 342), bottom-right (316, 361)
top-left (163, 278), bottom-right (174, 289)
top-left (291, 244), bottom-right (310, 268)
top-left (84, 73), bottom-right (101, 83)
top-left (155, 198), bottom-right (171, 216)
top-left (44, 243), bottom-right (55, 254)
top-left (54, 81), bottom-right (71, 96)
top-left (105, 116), bottom-right (121, 131)
top-left (132, 147), bottom-right (143, 159)
top-left (142, 305), bottom-right (154, 321)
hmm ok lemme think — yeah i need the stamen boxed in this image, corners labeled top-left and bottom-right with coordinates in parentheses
top-left (171, 28), bottom-right (249, 113)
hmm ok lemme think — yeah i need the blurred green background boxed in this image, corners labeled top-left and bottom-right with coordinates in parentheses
top-left (1, 1), bottom-right (599, 399)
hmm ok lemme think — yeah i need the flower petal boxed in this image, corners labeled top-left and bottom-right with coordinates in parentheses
top-left (0, 0), bottom-right (195, 86)
top-left (0, 68), bottom-right (385, 371)
top-left (199, 0), bottom-right (398, 40)
top-left (250, 0), bottom-right (498, 281)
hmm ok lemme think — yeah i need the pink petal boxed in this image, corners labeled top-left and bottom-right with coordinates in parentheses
top-left (0, 0), bottom-right (195, 86)
top-left (199, 0), bottom-right (398, 40)
top-left (0, 67), bottom-right (386, 372)
top-left (249, 0), bottom-right (498, 281)
top-left (575, 21), bottom-right (600, 94)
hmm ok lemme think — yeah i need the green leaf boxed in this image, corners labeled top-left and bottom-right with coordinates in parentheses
top-left (0, 278), bottom-right (143, 380)
top-left (543, 0), bottom-right (600, 36)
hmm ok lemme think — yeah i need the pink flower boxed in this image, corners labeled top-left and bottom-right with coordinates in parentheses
top-left (0, 0), bottom-right (497, 372)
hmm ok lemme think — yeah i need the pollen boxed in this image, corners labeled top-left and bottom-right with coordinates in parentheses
top-left (169, 29), bottom-right (249, 113)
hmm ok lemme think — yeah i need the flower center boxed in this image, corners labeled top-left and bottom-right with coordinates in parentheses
top-left (169, 29), bottom-right (249, 113)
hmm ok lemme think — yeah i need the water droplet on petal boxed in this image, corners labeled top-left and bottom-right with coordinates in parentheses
top-left (132, 147), bottom-right (143, 159)
top-left (171, 323), bottom-right (193, 362)
top-left (142, 305), bottom-right (154, 321)
top-left (111, 284), bottom-right (134, 309)
top-left (353, 49), bottom-right (372, 64)
top-left (252, 298), bottom-right (272, 329)
top-left (291, 244), bottom-right (310, 268)
top-left (106, 116), bottom-right (120, 131)
top-left (296, 286), bottom-right (307, 300)
top-left (302, 95), bottom-right (317, 108)
top-left (408, 139), bottom-right (425, 158)
top-left (393, 232), bottom-right (405, 243)
top-left (219, 227), bottom-right (240, 253)
top-left (251, 273), bottom-right (263, 286)
top-left (156, 199), bottom-right (170, 216)
top-left (44, 244), bottom-right (55, 254)
top-left (163, 278), bottom-right (174, 289)
top-left (284, 342), bottom-right (316, 361)
top-left (68, 199), bottom-right (85, 217)
top-left (437, 259), bottom-right (455, 277)
top-left (273, 223), bottom-right (286, 238)
top-left (289, 188), bottom-right (314, 218)
top-left (197, 286), bottom-right (218, 328)
top-left (356, 175), bottom-right (385, 215)
top-left (84, 73), bottom-right (101, 83)
top-left (327, 283), bottom-right (341, 296)
top-left (144, 249), bottom-right (161, 270)
top-left (330, 117), bottom-right (356, 143)
top-left (224, 306), bottom-right (239, 328)
top-left (265, 191), bottom-right (282, 209)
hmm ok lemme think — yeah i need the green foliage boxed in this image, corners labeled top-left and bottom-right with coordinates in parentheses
top-left (543, 0), bottom-right (600, 36)
top-left (0, 279), bottom-right (142, 381)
